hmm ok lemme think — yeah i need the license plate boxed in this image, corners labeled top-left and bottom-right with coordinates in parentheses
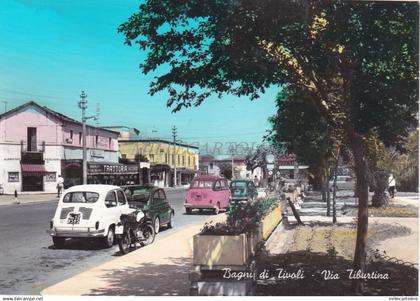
top-left (67, 214), bottom-right (80, 225)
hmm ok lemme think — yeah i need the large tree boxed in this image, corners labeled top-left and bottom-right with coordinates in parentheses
top-left (119, 1), bottom-right (418, 292)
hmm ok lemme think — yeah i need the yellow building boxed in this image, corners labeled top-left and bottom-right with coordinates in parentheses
top-left (119, 139), bottom-right (199, 187)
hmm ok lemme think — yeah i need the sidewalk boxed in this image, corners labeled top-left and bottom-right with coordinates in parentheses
top-left (0, 193), bottom-right (58, 206)
top-left (276, 215), bottom-right (418, 264)
top-left (42, 214), bottom-right (226, 296)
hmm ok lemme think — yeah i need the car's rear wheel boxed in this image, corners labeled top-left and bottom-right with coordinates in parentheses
top-left (102, 227), bottom-right (115, 248)
top-left (185, 208), bottom-right (192, 215)
top-left (119, 231), bottom-right (131, 254)
top-left (154, 217), bottom-right (160, 234)
top-left (53, 237), bottom-right (66, 248)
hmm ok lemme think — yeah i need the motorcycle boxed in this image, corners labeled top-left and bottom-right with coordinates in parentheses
top-left (116, 210), bottom-right (155, 254)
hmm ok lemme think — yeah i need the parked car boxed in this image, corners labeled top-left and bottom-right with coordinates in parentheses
top-left (121, 185), bottom-right (175, 234)
top-left (184, 175), bottom-right (231, 214)
top-left (329, 175), bottom-right (354, 191)
top-left (47, 184), bottom-right (134, 249)
top-left (230, 179), bottom-right (258, 202)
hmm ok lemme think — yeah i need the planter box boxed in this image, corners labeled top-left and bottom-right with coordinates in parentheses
top-left (192, 202), bottom-right (282, 269)
top-left (260, 205), bottom-right (282, 240)
top-left (193, 232), bottom-right (256, 269)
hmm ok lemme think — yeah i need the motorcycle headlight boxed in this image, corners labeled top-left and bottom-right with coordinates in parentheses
top-left (136, 211), bottom-right (145, 222)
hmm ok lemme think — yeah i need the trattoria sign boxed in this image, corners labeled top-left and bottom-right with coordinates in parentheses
top-left (88, 163), bottom-right (139, 175)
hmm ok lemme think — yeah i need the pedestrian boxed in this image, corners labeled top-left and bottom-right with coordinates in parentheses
top-left (57, 175), bottom-right (64, 197)
top-left (388, 173), bottom-right (396, 198)
top-left (254, 175), bottom-right (260, 187)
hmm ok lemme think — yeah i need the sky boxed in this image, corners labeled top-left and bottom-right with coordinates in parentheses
top-left (0, 0), bottom-right (280, 155)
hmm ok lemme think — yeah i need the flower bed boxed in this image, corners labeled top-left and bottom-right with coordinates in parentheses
top-left (193, 198), bottom-right (282, 269)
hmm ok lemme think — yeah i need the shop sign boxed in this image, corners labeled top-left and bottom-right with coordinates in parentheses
top-left (88, 163), bottom-right (139, 175)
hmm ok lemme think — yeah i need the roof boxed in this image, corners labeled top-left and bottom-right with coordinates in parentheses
top-left (65, 184), bottom-right (121, 193)
top-left (192, 175), bottom-right (226, 181)
top-left (119, 139), bottom-right (199, 150)
top-left (0, 101), bottom-right (119, 135)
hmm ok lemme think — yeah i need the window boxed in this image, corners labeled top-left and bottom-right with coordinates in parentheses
top-left (178, 155), bottom-right (180, 165)
top-left (158, 189), bottom-right (166, 201)
top-left (108, 137), bottom-right (112, 148)
top-left (191, 180), bottom-right (213, 188)
top-left (152, 190), bottom-right (161, 203)
top-left (8, 172), bottom-right (19, 182)
top-left (188, 156), bottom-right (191, 166)
top-left (121, 154), bottom-right (127, 159)
top-left (79, 132), bottom-right (82, 145)
top-left (45, 172), bottom-right (56, 182)
top-left (70, 130), bottom-right (73, 139)
top-left (95, 135), bottom-right (99, 147)
top-left (105, 191), bottom-right (117, 208)
top-left (214, 181), bottom-right (221, 190)
top-left (63, 192), bottom-right (99, 203)
top-left (116, 190), bottom-right (126, 205)
top-left (182, 155), bottom-right (185, 166)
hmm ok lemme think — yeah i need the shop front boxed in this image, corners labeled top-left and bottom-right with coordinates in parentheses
top-left (21, 163), bottom-right (47, 191)
top-left (61, 160), bottom-right (140, 187)
top-left (88, 162), bottom-right (139, 185)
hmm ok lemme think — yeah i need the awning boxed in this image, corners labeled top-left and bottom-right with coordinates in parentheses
top-left (21, 164), bottom-right (47, 173)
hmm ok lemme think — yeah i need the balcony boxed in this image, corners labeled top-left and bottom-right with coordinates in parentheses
top-left (21, 141), bottom-right (45, 164)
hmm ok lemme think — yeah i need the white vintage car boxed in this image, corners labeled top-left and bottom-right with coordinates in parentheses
top-left (47, 184), bottom-right (134, 248)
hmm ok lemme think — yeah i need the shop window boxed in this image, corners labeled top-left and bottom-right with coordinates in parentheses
top-left (8, 172), bottom-right (19, 182)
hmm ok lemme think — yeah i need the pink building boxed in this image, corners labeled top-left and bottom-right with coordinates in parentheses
top-left (0, 101), bottom-right (137, 193)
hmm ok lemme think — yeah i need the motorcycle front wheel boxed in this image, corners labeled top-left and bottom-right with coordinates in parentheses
top-left (119, 231), bottom-right (132, 254)
top-left (140, 224), bottom-right (155, 246)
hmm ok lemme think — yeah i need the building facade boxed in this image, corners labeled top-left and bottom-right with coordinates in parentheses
top-left (119, 139), bottom-right (199, 187)
top-left (0, 101), bottom-right (138, 193)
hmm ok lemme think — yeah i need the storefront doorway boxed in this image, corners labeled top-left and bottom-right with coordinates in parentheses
top-left (22, 174), bottom-right (43, 191)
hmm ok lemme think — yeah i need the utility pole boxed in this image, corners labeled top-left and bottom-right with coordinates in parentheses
top-left (78, 91), bottom-right (88, 185)
top-left (78, 91), bottom-right (97, 185)
top-left (172, 126), bottom-right (177, 187)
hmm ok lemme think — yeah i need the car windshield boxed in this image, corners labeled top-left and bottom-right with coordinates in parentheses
top-left (190, 180), bottom-right (214, 188)
top-left (63, 192), bottom-right (99, 203)
top-left (124, 187), bottom-right (152, 202)
top-left (230, 181), bottom-right (247, 188)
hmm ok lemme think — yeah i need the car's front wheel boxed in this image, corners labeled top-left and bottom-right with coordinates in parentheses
top-left (185, 207), bottom-right (192, 215)
top-left (52, 237), bottom-right (66, 249)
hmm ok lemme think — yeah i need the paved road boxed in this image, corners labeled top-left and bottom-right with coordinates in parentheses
top-left (0, 188), bottom-right (213, 295)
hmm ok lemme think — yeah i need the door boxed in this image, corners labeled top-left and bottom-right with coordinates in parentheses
top-left (158, 189), bottom-right (171, 223)
top-left (27, 127), bottom-right (37, 151)
top-left (104, 191), bottom-right (120, 229)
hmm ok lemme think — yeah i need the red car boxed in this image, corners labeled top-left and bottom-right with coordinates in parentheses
top-left (184, 175), bottom-right (231, 214)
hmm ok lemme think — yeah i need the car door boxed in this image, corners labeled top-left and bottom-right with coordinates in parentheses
top-left (104, 190), bottom-right (120, 228)
top-left (159, 189), bottom-right (171, 223)
top-left (150, 190), bottom-right (163, 223)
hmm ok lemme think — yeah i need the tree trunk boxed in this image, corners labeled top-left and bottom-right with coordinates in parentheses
top-left (326, 175), bottom-right (331, 216)
top-left (332, 159), bottom-right (339, 224)
top-left (348, 130), bottom-right (369, 294)
top-left (371, 171), bottom-right (390, 208)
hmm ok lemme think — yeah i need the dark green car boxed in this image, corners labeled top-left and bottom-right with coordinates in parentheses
top-left (230, 180), bottom-right (258, 202)
top-left (121, 185), bottom-right (175, 234)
